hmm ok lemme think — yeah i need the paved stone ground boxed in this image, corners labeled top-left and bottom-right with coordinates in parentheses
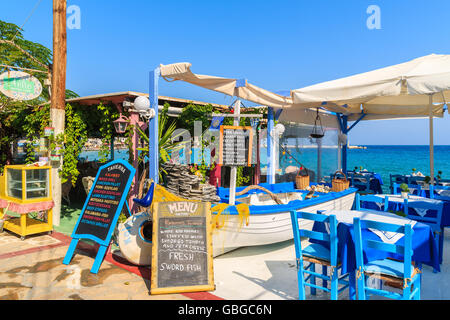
top-left (0, 230), bottom-right (192, 300)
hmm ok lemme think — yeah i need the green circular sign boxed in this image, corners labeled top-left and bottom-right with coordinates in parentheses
top-left (0, 71), bottom-right (43, 101)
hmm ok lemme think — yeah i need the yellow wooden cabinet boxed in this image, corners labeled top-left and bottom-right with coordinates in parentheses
top-left (0, 165), bottom-right (53, 239)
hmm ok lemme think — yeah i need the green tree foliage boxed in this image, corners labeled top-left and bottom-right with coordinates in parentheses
top-left (0, 20), bottom-right (79, 172)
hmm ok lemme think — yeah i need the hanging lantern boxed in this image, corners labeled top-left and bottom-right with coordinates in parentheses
top-left (310, 108), bottom-right (325, 139)
top-left (113, 113), bottom-right (129, 134)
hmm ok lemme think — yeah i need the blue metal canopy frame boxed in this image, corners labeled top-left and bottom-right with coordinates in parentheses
top-left (336, 112), bottom-right (366, 174)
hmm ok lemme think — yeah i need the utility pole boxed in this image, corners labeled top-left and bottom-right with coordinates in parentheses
top-left (50, 0), bottom-right (67, 226)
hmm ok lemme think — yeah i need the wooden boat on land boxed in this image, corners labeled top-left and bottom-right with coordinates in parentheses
top-left (212, 182), bottom-right (357, 256)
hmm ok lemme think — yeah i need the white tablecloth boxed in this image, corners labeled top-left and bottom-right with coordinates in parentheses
top-left (322, 209), bottom-right (417, 244)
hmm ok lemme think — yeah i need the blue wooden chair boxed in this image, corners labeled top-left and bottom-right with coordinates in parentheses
top-left (353, 217), bottom-right (421, 300)
top-left (349, 173), bottom-right (372, 194)
top-left (390, 174), bottom-right (407, 193)
top-left (408, 176), bottom-right (426, 185)
top-left (404, 199), bottom-right (444, 268)
top-left (393, 183), bottom-right (423, 196)
top-left (289, 210), bottom-right (350, 300)
top-left (355, 193), bottom-right (389, 211)
top-left (429, 184), bottom-right (450, 201)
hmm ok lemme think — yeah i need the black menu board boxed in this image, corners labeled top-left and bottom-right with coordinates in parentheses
top-left (63, 160), bottom-right (135, 274)
top-left (150, 201), bottom-right (215, 295)
top-left (219, 125), bottom-right (253, 167)
top-left (74, 160), bottom-right (133, 242)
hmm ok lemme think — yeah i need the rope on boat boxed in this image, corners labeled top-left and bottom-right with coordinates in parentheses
top-left (235, 185), bottom-right (284, 205)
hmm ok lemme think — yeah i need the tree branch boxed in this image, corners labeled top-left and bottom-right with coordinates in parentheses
top-left (0, 39), bottom-right (50, 72)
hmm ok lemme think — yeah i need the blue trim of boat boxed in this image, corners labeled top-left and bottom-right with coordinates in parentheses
top-left (214, 183), bottom-right (358, 215)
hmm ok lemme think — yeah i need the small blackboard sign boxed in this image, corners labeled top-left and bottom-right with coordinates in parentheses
top-left (219, 125), bottom-right (253, 167)
top-left (63, 160), bottom-right (135, 274)
top-left (151, 201), bottom-right (215, 295)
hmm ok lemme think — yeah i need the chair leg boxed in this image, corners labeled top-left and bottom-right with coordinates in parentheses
top-left (297, 267), bottom-right (306, 300)
top-left (349, 271), bottom-right (357, 300)
top-left (439, 228), bottom-right (444, 264)
top-left (310, 263), bottom-right (316, 295)
top-left (402, 282), bottom-right (411, 300)
top-left (415, 274), bottom-right (421, 300)
top-left (322, 265), bottom-right (328, 289)
top-left (356, 274), bottom-right (366, 300)
top-left (330, 267), bottom-right (338, 300)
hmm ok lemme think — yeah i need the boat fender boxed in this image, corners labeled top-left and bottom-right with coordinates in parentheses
top-left (117, 211), bottom-right (153, 266)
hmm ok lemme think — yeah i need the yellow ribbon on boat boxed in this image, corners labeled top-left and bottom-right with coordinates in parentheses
top-left (150, 184), bottom-right (250, 230)
top-left (211, 203), bottom-right (250, 231)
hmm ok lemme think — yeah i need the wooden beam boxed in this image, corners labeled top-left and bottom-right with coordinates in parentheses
top-left (50, 0), bottom-right (67, 226)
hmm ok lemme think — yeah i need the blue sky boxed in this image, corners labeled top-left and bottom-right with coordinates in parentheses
top-left (1, 0), bottom-right (449, 145)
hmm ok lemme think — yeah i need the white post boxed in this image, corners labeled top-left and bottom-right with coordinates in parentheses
top-left (429, 94), bottom-right (435, 185)
top-left (229, 100), bottom-right (241, 205)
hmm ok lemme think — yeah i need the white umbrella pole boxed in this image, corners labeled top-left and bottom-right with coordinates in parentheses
top-left (429, 94), bottom-right (435, 185)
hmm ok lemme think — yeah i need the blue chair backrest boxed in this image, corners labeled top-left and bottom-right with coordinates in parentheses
top-left (430, 185), bottom-right (450, 201)
top-left (355, 193), bottom-right (389, 211)
top-left (353, 217), bottom-right (414, 280)
top-left (407, 176), bottom-right (426, 185)
top-left (393, 183), bottom-right (422, 196)
top-left (350, 173), bottom-right (371, 190)
top-left (390, 174), bottom-right (407, 189)
top-left (290, 211), bottom-right (338, 267)
top-left (404, 199), bottom-right (443, 232)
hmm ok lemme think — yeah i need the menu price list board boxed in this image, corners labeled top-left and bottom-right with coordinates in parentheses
top-left (74, 162), bottom-right (132, 241)
top-left (151, 201), bottom-right (215, 295)
top-left (219, 125), bottom-right (253, 167)
top-left (63, 160), bottom-right (135, 274)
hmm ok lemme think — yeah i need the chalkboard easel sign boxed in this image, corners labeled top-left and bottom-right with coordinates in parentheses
top-left (219, 125), bottom-right (253, 167)
top-left (150, 201), bottom-right (215, 295)
top-left (63, 159), bottom-right (135, 274)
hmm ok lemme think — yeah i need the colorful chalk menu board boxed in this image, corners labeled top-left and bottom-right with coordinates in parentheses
top-left (219, 125), bottom-right (253, 167)
top-left (63, 160), bottom-right (135, 274)
top-left (75, 162), bottom-right (132, 240)
top-left (150, 201), bottom-right (215, 295)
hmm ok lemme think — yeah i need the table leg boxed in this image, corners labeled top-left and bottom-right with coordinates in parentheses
top-left (47, 208), bottom-right (53, 230)
top-left (20, 214), bottom-right (27, 240)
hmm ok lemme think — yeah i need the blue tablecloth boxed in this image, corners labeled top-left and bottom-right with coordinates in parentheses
top-left (351, 172), bottom-right (383, 194)
top-left (311, 210), bottom-right (440, 274)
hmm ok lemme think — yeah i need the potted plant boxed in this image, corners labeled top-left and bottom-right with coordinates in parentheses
top-left (400, 183), bottom-right (410, 199)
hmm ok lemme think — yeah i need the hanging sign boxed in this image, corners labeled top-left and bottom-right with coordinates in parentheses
top-left (63, 159), bottom-right (135, 274)
top-left (150, 201), bottom-right (215, 295)
top-left (219, 125), bottom-right (253, 167)
top-left (0, 71), bottom-right (43, 101)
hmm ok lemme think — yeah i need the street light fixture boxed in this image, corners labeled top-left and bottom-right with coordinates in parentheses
top-left (113, 113), bottom-right (129, 134)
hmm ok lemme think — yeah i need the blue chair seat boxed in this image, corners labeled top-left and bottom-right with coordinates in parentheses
top-left (303, 243), bottom-right (332, 262)
top-left (365, 259), bottom-right (418, 279)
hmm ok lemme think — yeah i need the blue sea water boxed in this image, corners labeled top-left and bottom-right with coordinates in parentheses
top-left (275, 145), bottom-right (450, 193)
top-left (80, 145), bottom-right (450, 193)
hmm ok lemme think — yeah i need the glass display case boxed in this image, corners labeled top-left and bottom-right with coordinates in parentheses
top-left (0, 165), bottom-right (52, 204)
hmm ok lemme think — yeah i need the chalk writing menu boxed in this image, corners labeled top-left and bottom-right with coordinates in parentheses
top-left (219, 126), bottom-right (253, 166)
top-left (74, 163), bottom-right (131, 241)
top-left (151, 201), bottom-right (215, 294)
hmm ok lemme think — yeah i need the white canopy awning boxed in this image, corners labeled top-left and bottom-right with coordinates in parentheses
top-left (159, 62), bottom-right (296, 109)
top-left (291, 54), bottom-right (449, 118)
top-left (160, 57), bottom-right (448, 119)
